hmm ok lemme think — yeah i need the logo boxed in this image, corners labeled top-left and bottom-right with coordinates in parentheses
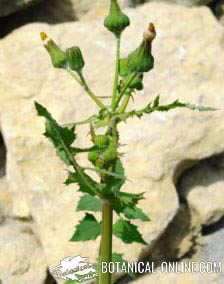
top-left (49, 256), bottom-right (98, 282)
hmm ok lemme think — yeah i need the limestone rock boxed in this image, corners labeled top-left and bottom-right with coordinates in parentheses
top-left (0, 219), bottom-right (47, 283)
top-left (179, 157), bottom-right (224, 226)
top-left (150, 0), bottom-right (214, 6)
top-left (0, 2), bottom-right (224, 282)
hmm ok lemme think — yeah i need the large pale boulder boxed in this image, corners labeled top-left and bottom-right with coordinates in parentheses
top-left (179, 157), bottom-right (224, 226)
top-left (0, 2), bottom-right (224, 283)
top-left (0, 219), bottom-right (48, 283)
top-left (150, 0), bottom-right (214, 6)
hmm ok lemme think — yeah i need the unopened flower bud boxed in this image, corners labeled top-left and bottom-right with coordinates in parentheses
top-left (103, 146), bottom-right (118, 162)
top-left (94, 135), bottom-right (109, 148)
top-left (104, 0), bottom-right (130, 38)
top-left (40, 32), bottom-right (67, 68)
top-left (119, 58), bottom-right (144, 90)
top-left (66, 46), bottom-right (85, 72)
top-left (88, 149), bottom-right (100, 164)
top-left (127, 23), bottom-right (156, 73)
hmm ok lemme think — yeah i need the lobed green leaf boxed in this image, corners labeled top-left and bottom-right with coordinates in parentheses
top-left (65, 170), bottom-right (103, 196)
top-left (35, 102), bottom-right (76, 165)
top-left (76, 194), bottom-right (101, 212)
top-left (70, 213), bottom-right (101, 242)
top-left (105, 158), bottom-right (125, 194)
top-left (113, 219), bottom-right (147, 244)
top-left (123, 206), bottom-right (150, 222)
top-left (111, 191), bottom-right (145, 215)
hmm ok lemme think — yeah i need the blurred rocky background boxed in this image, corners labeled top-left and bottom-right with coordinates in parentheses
top-left (0, 0), bottom-right (224, 284)
top-left (1, 0), bottom-right (224, 37)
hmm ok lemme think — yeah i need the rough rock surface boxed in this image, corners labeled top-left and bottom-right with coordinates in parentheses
top-left (24, 0), bottom-right (126, 22)
top-left (151, 0), bottom-right (214, 6)
top-left (0, 219), bottom-right (47, 283)
top-left (0, 0), bottom-right (43, 17)
top-left (0, 2), bottom-right (224, 283)
top-left (179, 157), bottom-right (224, 226)
top-left (0, 0), bottom-right (130, 21)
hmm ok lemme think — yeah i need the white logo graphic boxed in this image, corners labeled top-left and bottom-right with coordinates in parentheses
top-left (49, 255), bottom-right (98, 282)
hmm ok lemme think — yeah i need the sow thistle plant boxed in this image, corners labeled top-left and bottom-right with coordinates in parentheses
top-left (35, 0), bottom-right (215, 283)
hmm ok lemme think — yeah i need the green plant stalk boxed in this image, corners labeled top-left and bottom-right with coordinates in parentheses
top-left (118, 90), bottom-right (132, 113)
top-left (111, 36), bottom-right (121, 111)
top-left (99, 200), bottom-right (113, 284)
top-left (67, 67), bottom-right (82, 85)
top-left (114, 72), bottom-right (138, 110)
top-left (77, 71), bottom-right (106, 109)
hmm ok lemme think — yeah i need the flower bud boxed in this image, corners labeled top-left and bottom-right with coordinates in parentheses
top-left (88, 149), bottom-right (100, 164)
top-left (104, 0), bottom-right (130, 38)
top-left (119, 58), bottom-right (144, 90)
top-left (103, 146), bottom-right (118, 162)
top-left (40, 32), bottom-right (67, 68)
top-left (94, 135), bottom-right (109, 148)
top-left (127, 23), bottom-right (156, 73)
top-left (66, 46), bottom-right (85, 72)
top-left (129, 73), bottom-right (143, 90)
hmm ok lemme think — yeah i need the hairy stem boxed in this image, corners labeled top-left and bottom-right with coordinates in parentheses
top-left (111, 36), bottom-right (121, 111)
top-left (68, 69), bottom-right (106, 109)
top-left (99, 200), bottom-right (113, 284)
top-left (67, 67), bottom-right (82, 85)
top-left (118, 91), bottom-right (132, 113)
top-left (78, 71), bottom-right (106, 109)
top-left (114, 72), bottom-right (138, 110)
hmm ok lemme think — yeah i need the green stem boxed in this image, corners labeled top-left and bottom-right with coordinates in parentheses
top-left (78, 71), bottom-right (106, 109)
top-left (114, 72), bottom-right (138, 110)
top-left (67, 68), bottom-right (82, 85)
top-left (68, 67), bottom-right (106, 109)
top-left (99, 200), bottom-right (113, 284)
top-left (118, 91), bottom-right (132, 113)
top-left (111, 36), bottom-right (121, 111)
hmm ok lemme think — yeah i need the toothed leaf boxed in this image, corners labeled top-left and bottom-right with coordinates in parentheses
top-left (65, 170), bottom-right (103, 196)
top-left (70, 213), bottom-right (101, 241)
top-left (123, 206), bottom-right (150, 222)
top-left (35, 102), bottom-right (75, 165)
top-left (113, 219), bottom-right (147, 244)
top-left (76, 194), bottom-right (101, 212)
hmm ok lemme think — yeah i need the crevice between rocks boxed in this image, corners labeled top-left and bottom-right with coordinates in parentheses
top-left (0, 132), bottom-right (6, 178)
top-left (208, 0), bottom-right (222, 21)
top-left (0, 0), bottom-right (77, 38)
top-left (115, 152), bottom-right (224, 283)
top-left (44, 269), bottom-right (57, 284)
top-left (202, 215), bottom-right (224, 235)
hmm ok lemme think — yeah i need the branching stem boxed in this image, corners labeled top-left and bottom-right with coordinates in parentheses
top-left (111, 36), bottom-right (121, 110)
top-left (114, 72), bottom-right (138, 110)
top-left (118, 90), bottom-right (132, 113)
top-left (67, 67), bottom-right (106, 109)
top-left (78, 71), bottom-right (106, 109)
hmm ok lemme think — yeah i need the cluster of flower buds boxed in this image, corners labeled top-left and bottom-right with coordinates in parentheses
top-left (88, 134), bottom-right (118, 169)
top-left (40, 32), bottom-right (85, 72)
top-left (41, 0), bottom-right (156, 79)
